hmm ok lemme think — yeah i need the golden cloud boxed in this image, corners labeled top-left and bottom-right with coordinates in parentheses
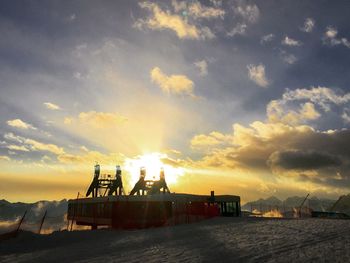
top-left (0, 156), bottom-right (11, 161)
top-left (191, 131), bottom-right (232, 148)
top-left (190, 117), bottom-right (350, 194)
top-left (25, 139), bottom-right (65, 155)
top-left (267, 101), bottom-right (320, 125)
top-left (150, 67), bottom-right (195, 97)
top-left (6, 145), bottom-right (30, 152)
top-left (43, 102), bottom-right (61, 110)
top-left (7, 119), bottom-right (37, 130)
top-left (135, 2), bottom-right (214, 39)
top-left (187, 1), bottom-right (225, 19)
top-left (3, 133), bottom-right (65, 155)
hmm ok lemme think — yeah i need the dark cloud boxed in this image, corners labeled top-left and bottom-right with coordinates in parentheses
top-left (195, 123), bottom-right (350, 189)
top-left (268, 150), bottom-right (342, 170)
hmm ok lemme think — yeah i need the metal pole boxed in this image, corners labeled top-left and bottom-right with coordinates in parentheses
top-left (299, 193), bottom-right (310, 218)
top-left (16, 210), bottom-right (27, 233)
top-left (38, 210), bottom-right (47, 234)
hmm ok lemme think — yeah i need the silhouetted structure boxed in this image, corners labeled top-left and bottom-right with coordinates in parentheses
top-left (68, 165), bottom-right (241, 230)
top-left (130, 167), bottom-right (170, 195)
top-left (129, 167), bottom-right (147, 195)
top-left (86, 164), bottom-right (124, 197)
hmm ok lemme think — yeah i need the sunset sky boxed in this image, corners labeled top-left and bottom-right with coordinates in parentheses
top-left (1, 0), bottom-right (350, 203)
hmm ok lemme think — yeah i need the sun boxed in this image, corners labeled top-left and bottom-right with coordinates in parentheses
top-left (123, 152), bottom-right (183, 187)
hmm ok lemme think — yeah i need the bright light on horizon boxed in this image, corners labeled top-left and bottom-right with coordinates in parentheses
top-left (123, 152), bottom-right (184, 186)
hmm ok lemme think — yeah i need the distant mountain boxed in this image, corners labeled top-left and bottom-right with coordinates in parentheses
top-left (242, 196), bottom-right (336, 212)
top-left (0, 199), bottom-right (67, 221)
top-left (331, 194), bottom-right (350, 215)
top-left (242, 196), bottom-right (282, 211)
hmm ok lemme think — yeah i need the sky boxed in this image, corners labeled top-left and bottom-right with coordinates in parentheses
top-left (1, 0), bottom-right (350, 203)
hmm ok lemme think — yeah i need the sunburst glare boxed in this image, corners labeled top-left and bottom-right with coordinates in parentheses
top-left (123, 152), bottom-right (184, 187)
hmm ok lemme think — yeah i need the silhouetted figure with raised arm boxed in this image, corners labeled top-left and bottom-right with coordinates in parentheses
top-left (130, 167), bottom-right (147, 195)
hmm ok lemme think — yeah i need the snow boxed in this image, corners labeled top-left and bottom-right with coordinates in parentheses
top-left (1, 217), bottom-right (350, 262)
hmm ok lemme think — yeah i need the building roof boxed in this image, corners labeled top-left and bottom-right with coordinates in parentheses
top-left (68, 193), bottom-right (240, 204)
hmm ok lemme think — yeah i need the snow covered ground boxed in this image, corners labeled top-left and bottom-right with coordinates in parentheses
top-left (1, 217), bottom-right (350, 262)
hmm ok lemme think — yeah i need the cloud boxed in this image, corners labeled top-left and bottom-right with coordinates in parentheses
top-left (323, 26), bottom-right (350, 48)
top-left (78, 111), bottom-right (127, 128)
top-left (3, 133), bottom-right (64, 155)
top-left (186, 84), bottom-right (350, 191)
top-left (150, 67), bottom-right (195, 97)
top-left (43, 102), bottom-right (61, 110)
top-left (209, 0), bottom-right (222, 7)
top-left (342, 108), bottom-right (350, 123)
top-left (4, 132), bottom-right (24, 143)
top-left (191, 117), bottom-right (350, 190)
top-left (266, 87), bottom-right (350, 127)
top-left (0, 156), bottom-right (10, 161)
top-left (194, 60), bottom-right (208, 76)
top-left (247, 64), bottom-right (269, 87)
top-left (7, 119), bottom-right (37, 130)
top-left (6, 144), bottom-right (30, 152)
top-left (63, 117), bottom-right (73, 125)
top-left (268, 150), bottom-right (342, 170)
top-left (233, 4), bottom-right (260, 24)
top-left (260, 34), bottom-right (274, 44)
top-left (24, 139), bottom-right (65, 155)
top-left (69, 13), bottom-right (76, 21)
top-left (268, 101), bottom-right (320, 125)
top-left (171, 0), bottom-right (225, 20)
top-left (191, 131), bottom-right (232, 149)
top-left (325, 26), bottom-right (338, 39)
top-left (282, 36), bottom-right (302, 46)
top-left (171, 0), bottom-right (187, 12)
top-left (300, 18), bottom-right (315, 32)
top-left (134, 2), bottom-right (214, 39)
top-left (227, 4), bottom-right (259, 38)
top-left (280, 86), bottom-right (350, 111)
top-left (299, 102), bottom-right (321, 120)
top-left (227, 23), bottom-right (247, 37)
top-left (187, 1), bottom-right (225, 19)
top-left (279, 50), bottom-right (297, 64)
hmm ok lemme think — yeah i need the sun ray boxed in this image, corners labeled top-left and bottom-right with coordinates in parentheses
top-left (123, 152), bottom-right (184, 187)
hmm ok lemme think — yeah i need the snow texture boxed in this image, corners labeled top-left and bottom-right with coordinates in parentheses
top-left (1, 217), bottom-right (350, 262)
